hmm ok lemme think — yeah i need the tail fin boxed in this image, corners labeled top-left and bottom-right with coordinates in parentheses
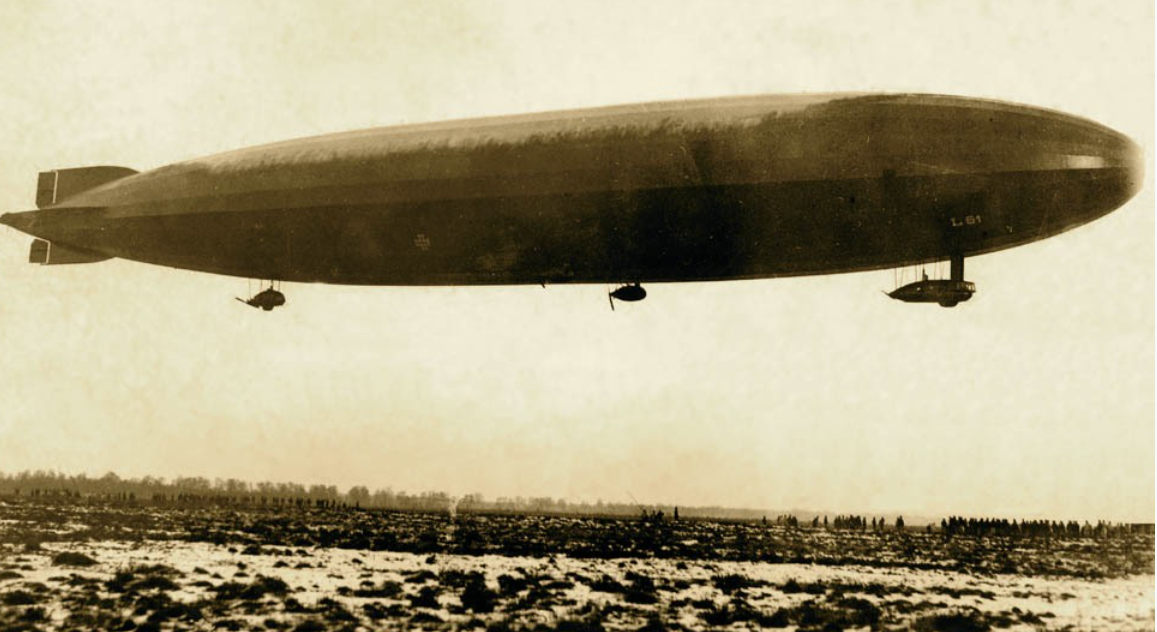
top-left (36, 166), bottom-right (137, 208)
top-left (28, 238), bottom-right (110, 265)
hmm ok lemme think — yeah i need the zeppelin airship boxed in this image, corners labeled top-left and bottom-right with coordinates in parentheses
top-left (1, 93), bottom-right (1142, 309)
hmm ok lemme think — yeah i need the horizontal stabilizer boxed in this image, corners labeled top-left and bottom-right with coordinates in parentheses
top-left (28, 239), bottom-right (111, 265)
top-left (36, 166), bottom-right (138, 208)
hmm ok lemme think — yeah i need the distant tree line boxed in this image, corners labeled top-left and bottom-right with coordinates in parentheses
top-left (0, 470), bottom-right (1149, 538)
top-left (0, 470), bottom-right (692, 515)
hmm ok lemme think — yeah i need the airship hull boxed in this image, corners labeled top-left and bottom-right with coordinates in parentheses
top-left (1, 94), bottom-right (1142, 286)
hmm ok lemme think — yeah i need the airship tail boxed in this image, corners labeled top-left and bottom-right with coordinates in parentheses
top-left (0, 206), bottom-right (113, 265)
top-left (1, 165), bottom-right (138, 265)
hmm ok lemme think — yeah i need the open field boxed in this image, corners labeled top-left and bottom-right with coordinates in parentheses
top-left (0, 499), bottom-right (1152, 631)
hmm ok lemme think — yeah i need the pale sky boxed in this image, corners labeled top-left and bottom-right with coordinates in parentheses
top-left (0, 0), bottom-right (1151, 522)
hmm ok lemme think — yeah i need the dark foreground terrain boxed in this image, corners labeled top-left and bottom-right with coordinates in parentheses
top-left (0, 499), bottom-right (1152, 631)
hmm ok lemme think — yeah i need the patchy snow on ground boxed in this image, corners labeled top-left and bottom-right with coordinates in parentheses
top-left (0, 500), bottom-right (1151, 631)
top-left (1, 539), bottom-right (1152, 631)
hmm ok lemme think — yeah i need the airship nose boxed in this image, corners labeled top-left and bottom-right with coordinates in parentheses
top-left (1052, 115), bottom-right (1144, 224)
top-left (1096, 127), bottom-right (1144, 213)
top-left (1120, 135), bottom-right (1144, 201)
